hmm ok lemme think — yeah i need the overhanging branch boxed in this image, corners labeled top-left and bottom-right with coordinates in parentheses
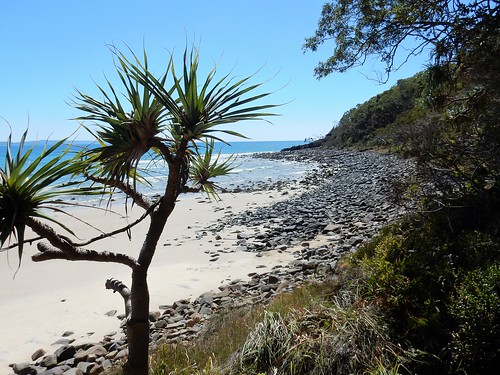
top-left (32, 242), bottom-right (140, 269)
top-left (74, 197), bottom-right (162, 247)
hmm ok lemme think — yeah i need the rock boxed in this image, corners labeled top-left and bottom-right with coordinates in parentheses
top-left (52, 338), bottom-right (75, 346)
top-left (99, 359), bottom-right (112, 371)
top-left (62, 368), bottom-right (83, 375)
top-left (154, 320), bottom-right (167, 329)
top-left (62, 331), bottom-right (74, 337)
top-left (31, 348), bottom-right (46, 361)
top-left (89, 363), bottom-right (105, 374)
top-left (260, 284), bottom-right (278, 293)
top-left (323, 223), bottom-right (341, 233)
top-left (148, 311), bottom-right (161, 322)
top-left (267, 275), bottom-right (281, 284)
top-left (166, 321), bottom-right (185, 330)
top-left (186, 313), bottom-right (203, 327)
top-left (11, 363), bottom-right (37, 375)
top-left (8, 149), bottom-right (415, 373)
top-left (213, 289), bottom-right (231, 298)
top-left (74, 345), bottom-right (107, 363)
top-left (197, 292), bottom-right (214, 306)
top-left (55, 345), bottom-right (77, 362)
top-left (38, 365), bottom-right (70, 375)
top-left (114, 349), bottom-right (128, 360)
top-left (172, 299), bottom-right (190, 309)
top-left (76, 362), bottom-right (94, 374)
top-left (40, 354), bottom-right (58, 368)
top-left (104, 310), bottom-right (117, 317)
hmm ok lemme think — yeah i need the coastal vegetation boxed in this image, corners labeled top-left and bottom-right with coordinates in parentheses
top-left (2, 0), bottom-right (499, 374)
top-left (301, 0), bottom-right (500, 373)
top-left (137, 0), bottom-right (498, 373)
top-left (0, 47), bottom-right (277, 375)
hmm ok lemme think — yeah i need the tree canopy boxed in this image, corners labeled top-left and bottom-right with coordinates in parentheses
top-left (307, 0), bottom-right (500, 228)
top-left (304, 0), bottom-right (500, 80)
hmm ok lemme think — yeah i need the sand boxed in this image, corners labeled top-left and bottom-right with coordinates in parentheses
top-left (0, 190), bottom-right (299, 372)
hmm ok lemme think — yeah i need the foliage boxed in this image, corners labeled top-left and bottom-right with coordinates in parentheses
top-left (0, 131), bottom-right (100, 267)
top-left (449, 264), bottom-right (500, 372)
top-left (353, 212), bottom-right (500, 373)
top-left (304, 0), bottom-right (500, 80)
top-left (73, 52), bottom-right (169, 188)
top-left (144, 280), bottom-right (418, 375)
top-left (146, 284), bottom-right (327, 375)
top-left (353, 218), bottom-right (456, 356)
top-left (236, 292), bottom-right (416, 375)
top-left (308, 1), bottom-right (500, 238)
top-left (188, 139), bottom-right (237, 199)
top-left (119, 47), bottom-right (278, 145)
top-left (319, 72), bottom-right (428, 148)
top-left (139, 214), bottom-right (499, 375)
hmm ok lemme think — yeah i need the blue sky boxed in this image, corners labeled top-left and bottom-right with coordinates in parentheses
top-left (0, 0), bottom-right (429, 142)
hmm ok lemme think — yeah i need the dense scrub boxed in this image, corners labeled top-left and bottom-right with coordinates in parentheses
top-left (353, 213), bottom-right (500, 374)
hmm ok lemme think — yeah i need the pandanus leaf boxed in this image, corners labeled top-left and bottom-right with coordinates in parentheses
top-left (0, 133), bottom-right (103, 269)
top-left (189, 139), bottom-right (237, 200)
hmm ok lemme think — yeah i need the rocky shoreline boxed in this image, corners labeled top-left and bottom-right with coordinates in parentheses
top-left (9, 149), bottom-right (415, 375)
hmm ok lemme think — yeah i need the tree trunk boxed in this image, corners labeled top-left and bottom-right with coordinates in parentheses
top-left (123, 268), bottom-right (150, 375)
top-left (122, 148), bottom-right (185, 374)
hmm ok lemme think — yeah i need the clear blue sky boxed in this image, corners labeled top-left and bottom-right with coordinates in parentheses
top-left (0, 0), bottom-right (429, 142)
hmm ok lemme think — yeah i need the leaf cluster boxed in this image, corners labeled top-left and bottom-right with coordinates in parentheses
top-left (0, 131), bottom-right (101, 267)
top-left (353, 213), bottom-right (500, 373)
top-left (74, 47), bottom-right (278, 197)
top-left (1, 45), bottom-right (278, 270)
top-left (304, 0), bottom-right (500, 80)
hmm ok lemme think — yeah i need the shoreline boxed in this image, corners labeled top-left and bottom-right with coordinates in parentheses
top-left (1, 148), bottom-right (414, 374)
top-left (1, 189), bottom-right (303, 373)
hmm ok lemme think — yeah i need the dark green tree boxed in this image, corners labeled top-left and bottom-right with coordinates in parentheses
top-left (304, 0), bottom-right (500, 80)
top-left (306, 0), bottom-right (500, 226)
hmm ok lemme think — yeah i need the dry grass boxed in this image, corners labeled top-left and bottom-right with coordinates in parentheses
top-left (236, 287), bottom-right (416, 375)
top-left (106, 278), bottom-right (417, 375)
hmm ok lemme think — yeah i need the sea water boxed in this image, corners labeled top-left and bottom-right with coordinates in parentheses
top-left (0, 140), bottom-right (312, 203)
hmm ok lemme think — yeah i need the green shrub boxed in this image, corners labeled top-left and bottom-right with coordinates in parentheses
top-left (353, 218), bottom-right (458, 353)
top-left (457, 231), bottom-right (500, 270)
top-left (449, 264), bottom-right (500, 372)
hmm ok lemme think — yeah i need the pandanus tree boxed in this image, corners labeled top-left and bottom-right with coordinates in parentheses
top-left (0, 47), bottom-right (277, 375)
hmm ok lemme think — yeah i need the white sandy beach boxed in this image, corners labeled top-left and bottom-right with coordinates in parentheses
top-left (0, 190), bottom-right (300, 373)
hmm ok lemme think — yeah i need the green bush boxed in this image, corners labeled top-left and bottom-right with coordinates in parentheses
top-left (353, 218), bottom-right (457, 352)
top-left (449, 264), bottom-right (500, 372)
top-left (351, 211), bottom-right (500, 373)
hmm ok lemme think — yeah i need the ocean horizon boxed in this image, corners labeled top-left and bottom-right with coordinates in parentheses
top-left (0, 139), bottom-right (314, 203)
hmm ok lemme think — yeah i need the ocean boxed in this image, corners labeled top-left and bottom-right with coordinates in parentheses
top-left (0, 140), bottom-right (313, 203)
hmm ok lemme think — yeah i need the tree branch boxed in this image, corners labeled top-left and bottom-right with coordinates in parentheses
top-left (0, 236), bottom-right (42, 252)
top-left (73, 197), bottom-right (162, 247)
top-left (105, 278), bottom-right (132, 319)
top-left (85, 174), bottom-right (153, 210)
top-left (27, 217), bottom-right (140, 269)
top-left (32, 242), bottom-right (140, 268)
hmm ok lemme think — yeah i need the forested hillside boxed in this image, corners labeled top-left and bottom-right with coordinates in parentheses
top-left (316, 71), bottom-right (428, 149)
